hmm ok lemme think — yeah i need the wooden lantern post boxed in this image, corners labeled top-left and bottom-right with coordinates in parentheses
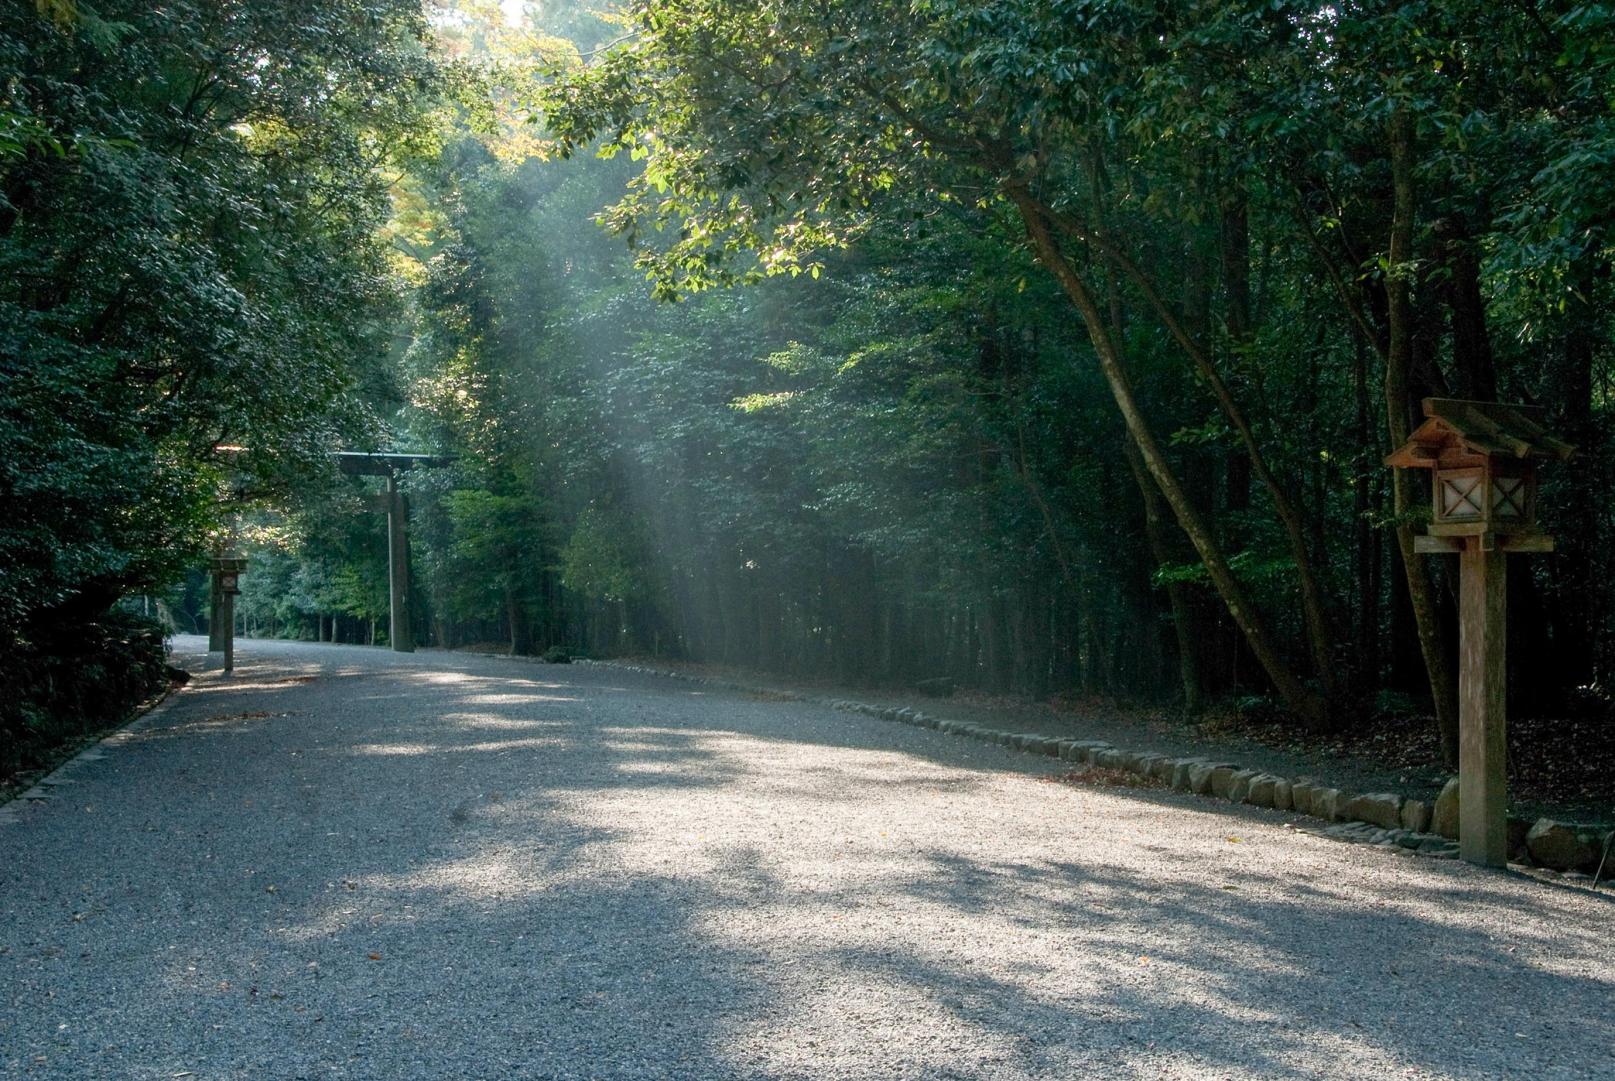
top-left (1385, 399), bottom-right (1574, 867)
top-left (208, 556), bottom-right (248, 674)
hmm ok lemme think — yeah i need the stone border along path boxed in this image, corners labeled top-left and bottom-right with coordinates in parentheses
top-left (0, 684), bottom-right (187, 822)
top-left (581, 659), bottom-right (1615, 884)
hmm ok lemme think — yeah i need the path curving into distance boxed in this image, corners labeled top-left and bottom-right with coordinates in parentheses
top-left (2, 636), bottom-right (1611, 1079)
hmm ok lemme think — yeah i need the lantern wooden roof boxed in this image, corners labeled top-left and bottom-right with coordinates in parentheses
top-left (1384, 399), bottom-right (1575, 469)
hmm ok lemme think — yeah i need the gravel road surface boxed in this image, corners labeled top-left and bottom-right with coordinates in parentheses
top-left (2, 637), bottom-right (1611, 1080)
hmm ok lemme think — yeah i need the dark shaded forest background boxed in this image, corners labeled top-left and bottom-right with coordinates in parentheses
top-left (3, 0), bottom-right (1613, 778)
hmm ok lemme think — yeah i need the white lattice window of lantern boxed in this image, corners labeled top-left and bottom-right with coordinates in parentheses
top-left (1492, 474), bottom-right (1527, 520)
top-left (1439, 471), bottom-right (1484, 520)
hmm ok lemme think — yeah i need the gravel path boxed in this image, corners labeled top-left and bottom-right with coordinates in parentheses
top-left (2, 637), bottom-right (1611, 1080)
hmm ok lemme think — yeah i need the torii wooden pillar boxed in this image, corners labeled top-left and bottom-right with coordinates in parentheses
top-left (336, 452), bottom-right (450, 653)
top-left (384, 472), bottom-right (413, 653)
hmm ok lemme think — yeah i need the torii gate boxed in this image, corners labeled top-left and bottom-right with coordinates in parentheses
top-left (335, 452), bottom-right (450, 653)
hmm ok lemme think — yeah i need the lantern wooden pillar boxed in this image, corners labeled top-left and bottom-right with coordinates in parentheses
top-left (209, 556), bottom-right (247, 674)
top-left (208, 583), bottom-right (226, 653)
top-left (1387, 399), bottom-right (1573, 867)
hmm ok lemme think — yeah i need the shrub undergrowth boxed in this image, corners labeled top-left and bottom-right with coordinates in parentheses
top-left (1, 611), bottom-right (171, 782)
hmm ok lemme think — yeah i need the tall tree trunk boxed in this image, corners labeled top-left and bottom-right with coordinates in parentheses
top-left (1220, 182), bottom-right (1253, 340)
top-left (1385, 107), bottom-right (1460, 765)
top-left (1542, 285), bottom-right (1599, 697)
top-left (1437, 214), bottom-right (1497, 400)
top-left (506, 584), bottom-right (533, 656)
top-left (1054, 199), bottom-right (1341, 708)
top-left (1007, 184), bottom-right (1324, 727)
top-left (1123, 437), bottom-right (1203, 710)
top-left (1352, 326), bottom-right (1381, 691)
top-left (1100, 237), bottom-right (1204, 712)
top-left (1218, 178), bottom-right (1334, 700)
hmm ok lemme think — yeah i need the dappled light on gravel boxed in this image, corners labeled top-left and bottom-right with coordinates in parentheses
top-left (2, 639), bottom-right (1611, 1080)
top-left (349, 736), bottom-right (571, 756)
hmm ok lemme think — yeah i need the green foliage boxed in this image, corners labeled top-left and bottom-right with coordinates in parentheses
top-left (0, 0), bottom-right (440, 637)
top-left (395, 99), bottom-right (1148, 677)
top-left (523, 0), bottom-right (1615, 719)
top-left (439, 486), bottom-right (547, 621)
top-left (561, 507), bottom-right (642, 603)
top-left (233, 507), bottom-right (392, 639)
top-left (14, 0), bottom-right (1601, 742)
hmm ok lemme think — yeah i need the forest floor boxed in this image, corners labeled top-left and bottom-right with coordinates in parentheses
top-left (601, 655), bottom-right (1615, 826)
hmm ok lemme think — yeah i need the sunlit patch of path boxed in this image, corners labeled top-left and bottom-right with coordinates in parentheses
top-left (1, 637), bottom-right (1609, 1080)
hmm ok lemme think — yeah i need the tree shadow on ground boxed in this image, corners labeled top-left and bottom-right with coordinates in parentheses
top-left (4, 643), bottom-right (1612, 1080)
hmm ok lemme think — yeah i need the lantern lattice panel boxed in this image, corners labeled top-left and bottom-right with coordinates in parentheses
top-left (1492, 475), bottom-right (1527, 520)
top-left (1439, 472), bottom-right (1484, 521)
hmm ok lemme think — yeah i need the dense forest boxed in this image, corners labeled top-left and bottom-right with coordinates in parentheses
top-left (3, 0), bottom-right (1613, 776)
